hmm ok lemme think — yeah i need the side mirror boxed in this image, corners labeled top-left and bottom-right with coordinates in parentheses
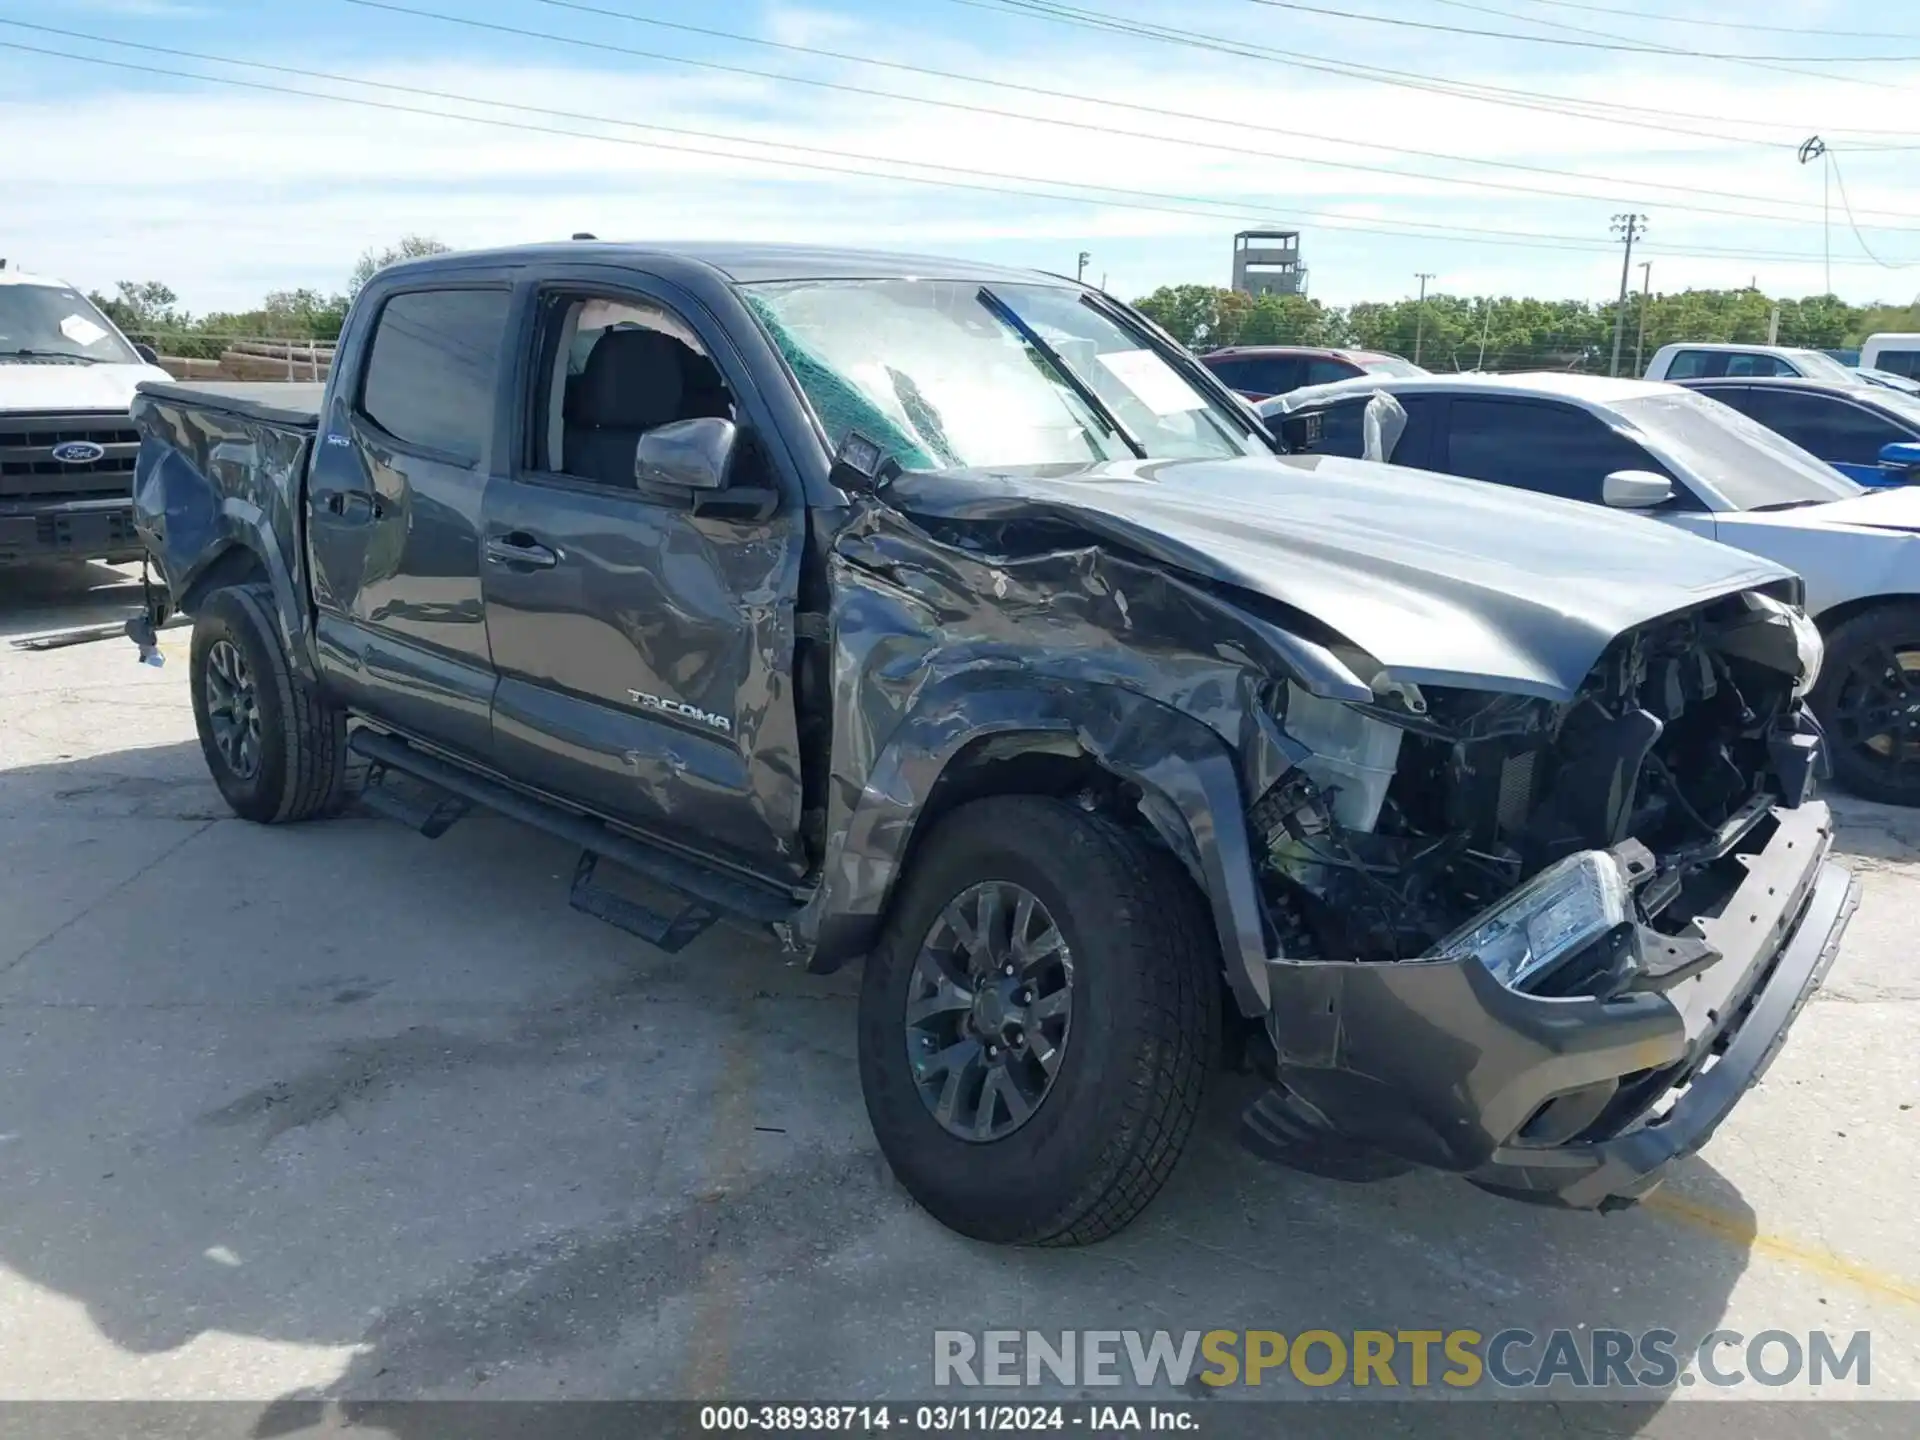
top-left (635, 417), bottom-right (737, 492)
top-left (826, 430), bottom-right (901, 497)
top-left (1602, 469), bottom-right (1675, 509)
top-left (1878, 440), bottom-right (1920, 473)
top-left (134, 342), bottom-right (161, 366)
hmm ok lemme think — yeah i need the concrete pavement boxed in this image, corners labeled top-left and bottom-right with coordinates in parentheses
top-left (0, 562), bottom-right (1914, 1425)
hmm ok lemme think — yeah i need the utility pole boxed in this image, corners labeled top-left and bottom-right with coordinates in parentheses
top-left (1798, 136), bottom-right (1830, 296)
top-left (1633, 260), bottom-right (1652, 376)
top-left (1076, 251), bottom-right (1090, 283)
top-left (1413, 272), bottom-right (1436, 365)
top-left (1609, 214), bottom-right (1646, 378)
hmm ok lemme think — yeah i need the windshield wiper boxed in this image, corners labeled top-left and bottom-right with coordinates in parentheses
top-left (1748, 499), bottom-right (1826, 512)
top-left (976, 286), bottom-right (1145, 459)
top-left (0, 348), bottom-right (101, 364)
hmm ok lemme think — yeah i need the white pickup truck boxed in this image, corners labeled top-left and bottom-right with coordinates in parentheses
top-left (0, 264), bottom-right (171, 566)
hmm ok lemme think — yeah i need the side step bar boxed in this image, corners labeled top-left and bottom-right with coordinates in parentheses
top-left (347, 728), bottom-right (801, 951)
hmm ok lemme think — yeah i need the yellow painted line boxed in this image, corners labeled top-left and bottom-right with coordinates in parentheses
top-left (1647, 1191), bottom-right (1920, 1308)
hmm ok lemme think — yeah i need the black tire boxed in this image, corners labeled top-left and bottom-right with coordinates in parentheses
top-left (858, 796), bottom-right (1219, 1245)
top-left (189, 584), bottom-right (351, 823)
top-left (1809, 601), bottom-right (1920, 808)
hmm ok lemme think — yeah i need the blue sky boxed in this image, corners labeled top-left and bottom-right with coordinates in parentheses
top-left (3, 0), bottom-right (1918, 311)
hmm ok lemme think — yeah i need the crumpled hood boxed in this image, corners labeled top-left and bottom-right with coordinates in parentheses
top-left (0, 362), bottom-right (172, 413)
top-left (883, 452), bottom-right (1794, 700)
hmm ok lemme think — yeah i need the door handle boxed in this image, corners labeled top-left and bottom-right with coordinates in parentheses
top-left (485, 534), bottom-right (559, 569)
top-left (315, 488), bottom-right (383, 523)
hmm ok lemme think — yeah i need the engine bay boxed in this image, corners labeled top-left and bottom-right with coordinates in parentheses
top-left (1253, 591), bottom-right (1816, 986)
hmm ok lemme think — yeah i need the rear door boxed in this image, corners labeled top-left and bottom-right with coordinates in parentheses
top-left (306, 277), bottom-right (515, 757)
top-left (477, 270), bottom-right (808, 880)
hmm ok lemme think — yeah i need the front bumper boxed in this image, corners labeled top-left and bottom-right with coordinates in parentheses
top-left (1252, 800), bottom-right (1857, 1209)
top-left (0, 497), bottom-right (142, 565)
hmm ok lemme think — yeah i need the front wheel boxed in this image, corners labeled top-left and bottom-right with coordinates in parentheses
top-left (857, 796), bottom-right (1219, 1245)
top-left (1809, 602), bottom-right (1920, 807)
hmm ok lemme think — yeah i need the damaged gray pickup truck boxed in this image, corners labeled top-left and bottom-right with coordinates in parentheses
top-left (129, 243), bottom-right (1857, 1244)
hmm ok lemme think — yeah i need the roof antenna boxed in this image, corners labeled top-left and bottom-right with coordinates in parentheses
top-left (571, 232), bottom-right (597, 241)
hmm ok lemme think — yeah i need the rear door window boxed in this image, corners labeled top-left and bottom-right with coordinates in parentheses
top-left (1292, 399), bottom-right (1367, 456)
top-left (1734, 389), bottom-right (1908, 464)
top-left (1664, 350), bottom-right (1727, 380)
top-left (1214, 356), bottom-right (1304, 395)
top-left (1304, 358), bottom-right (1358, 386)
top-left (358, 288), bottom-right (513, 463)
top-left (1724, 353), bottom-right (1792, 377)
top-left (1442, 398), bottom-right (1667, 504)
top-left (1287, 394), bottom-right (1439, 466)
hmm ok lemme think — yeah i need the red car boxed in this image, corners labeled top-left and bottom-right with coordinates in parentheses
top-left (1200, 345), bottom-right (1425, 401)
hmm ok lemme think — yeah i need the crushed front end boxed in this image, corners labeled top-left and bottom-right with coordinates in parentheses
top-left (1241, 589), bottom-right (1859, 1209)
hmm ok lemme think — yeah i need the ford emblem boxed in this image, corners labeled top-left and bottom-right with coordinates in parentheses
top-left (51, 440), bottom-right (107, 464)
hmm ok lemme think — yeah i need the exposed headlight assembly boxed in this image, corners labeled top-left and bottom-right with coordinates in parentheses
top-left (1423, 850), bottom-right (1630, 990)
top-left (1747, 592), bottom-right (1824, 696)
top-left (1787, 605), bottom-right (1824, 696)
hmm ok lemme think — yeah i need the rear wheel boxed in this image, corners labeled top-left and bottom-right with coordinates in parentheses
top-left (858, 796), bottom-right (1219, 1245)
top-left (189, 584), bottom-right (351, 823)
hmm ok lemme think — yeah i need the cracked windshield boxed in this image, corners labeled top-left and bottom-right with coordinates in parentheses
top-left (745, 278), bottom-right (1265, 469)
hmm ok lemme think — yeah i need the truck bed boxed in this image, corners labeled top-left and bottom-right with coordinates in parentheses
top-left (136, 380), bottom-right (324, 431)
top-left (130, 381), bottom-right (321, 623)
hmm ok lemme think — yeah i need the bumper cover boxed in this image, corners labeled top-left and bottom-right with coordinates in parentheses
top-left (1254, 800), bottom-right (1857, 1209)
top-left (0, 496), bottom-right (141, 565)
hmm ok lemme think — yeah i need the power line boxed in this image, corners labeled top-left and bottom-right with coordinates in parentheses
top-left (1241, 0), bottom-right (1920, 64)
top-left (0, 36), bottom-right (1660, 258)
top-left (0, 32), bottom-right (1899, 271)
top-left (1423, 0), bottom-right (1910, 94)
top-left (313, 2), bottom-right (1920, 230)
top-left (1829, 150), bottom-right (1920, 271)
top-left (477, 0), bottom-right (1920, 226)
top-left (954, 0), bottom-right (1920, 149)
top-left (1501, 0), bottom-right (1920, 42)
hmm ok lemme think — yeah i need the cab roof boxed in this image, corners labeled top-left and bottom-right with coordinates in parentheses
top-left (380, 241), bottom-right (1077, 288)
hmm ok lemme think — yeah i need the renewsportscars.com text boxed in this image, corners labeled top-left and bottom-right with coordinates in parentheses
top-left (933, 1328), bottom-right (1871, 1390)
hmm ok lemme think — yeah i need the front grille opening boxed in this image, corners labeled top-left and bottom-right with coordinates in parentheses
top-left (0, 414), bottom-right (141, 499)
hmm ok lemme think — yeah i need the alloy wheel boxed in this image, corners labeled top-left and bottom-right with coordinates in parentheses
top-left (904, 880), bottom-right (1074, 1143)
top-left (204, 638), bottom-right (263, 781)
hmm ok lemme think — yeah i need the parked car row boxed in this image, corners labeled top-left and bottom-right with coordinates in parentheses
top-left (1265, 371), bottom-right (1920, 805)
top-left (119, 241), bottom-right (1857, 1248)
top-left (1199, 344), bottom-right (1426, 400)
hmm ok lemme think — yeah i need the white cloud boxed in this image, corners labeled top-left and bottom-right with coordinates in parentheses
top-left (6, 8), bottom-right (1919, 310)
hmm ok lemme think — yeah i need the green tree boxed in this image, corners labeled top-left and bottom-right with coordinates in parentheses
top-left (1132, 284), bottom-right (1238, 349)
top-left (347, 234), bottom-right (452, 298)
top-left (88, 280), bottom-right (185, 336)
top-left (1235, 293), bottom-right (1349, 347)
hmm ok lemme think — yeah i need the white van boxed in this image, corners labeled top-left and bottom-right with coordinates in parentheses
top-left (1, 264), bottom-right (172, 566)
top-left (1861, 333), bottom-right (1920, 381)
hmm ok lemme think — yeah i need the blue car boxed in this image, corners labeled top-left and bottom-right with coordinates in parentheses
top-left (1677, 375), bottom-right (1920, 486)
